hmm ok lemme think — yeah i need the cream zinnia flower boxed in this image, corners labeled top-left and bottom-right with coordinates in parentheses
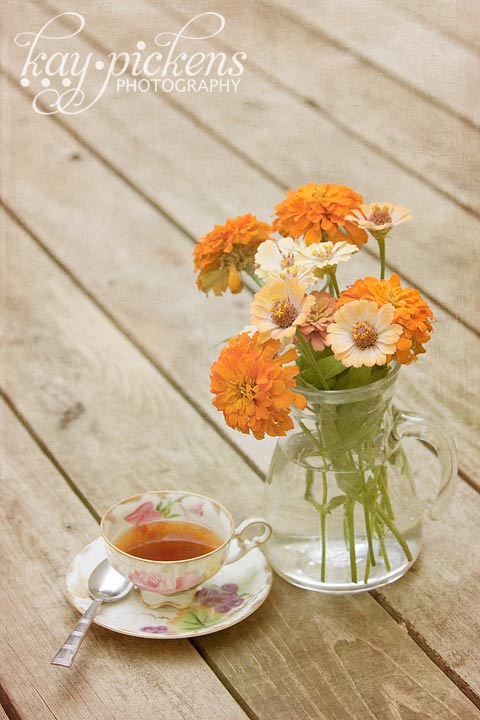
top-left (347, 203), bottom-right (411, 238)
top-left (297, 240), bottom-right (359, 277)
top-left (255, 237), bottom-right (318, 286)
top-left (327, 300), bottom-right (402, 368)
top-left (250, 278), bottom-right (315, 348)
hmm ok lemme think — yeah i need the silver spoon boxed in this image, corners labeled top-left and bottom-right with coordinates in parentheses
top-left (51, 559), bottom-right (133, 667)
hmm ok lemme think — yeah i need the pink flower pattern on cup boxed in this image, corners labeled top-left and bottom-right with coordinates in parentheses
top-left (180, 500), bottom-right (204, 516)
top-left (129, 569), bottom-right (202, 595)
top-left (124, 501), bottom-right (161, 526)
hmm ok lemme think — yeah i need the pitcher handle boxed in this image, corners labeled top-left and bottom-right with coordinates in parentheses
top-left (392, 411), bottom-right (458, 520)
top-left (225, 518), bottom-right (272, 565)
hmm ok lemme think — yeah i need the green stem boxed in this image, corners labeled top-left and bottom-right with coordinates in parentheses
top-left (374, 504), bottom-right (413, 562)
top-left (358, 451), bottom-right (375, 571)
top-left (246, 270), bottom-right (264, 287)
top-left (377, 237), bottom-right (386, 280)
top-left (363, 501), bottom-right (376, 569)
top-left (321, 471), bottom-right (328, 582)
top-left (296, 329), bottom-right (329, 390)
top-left (298, 420), bottom-right (324, 455)
top-left (377, 466), bottom-right (394, 519)
top-left (345, 498), bottom-right (358, 583)
top-left (376, 518), bottom-right (392, 572)
top-left (364, 551), bottom-right (371, 583)
top-left (330, 271), bottom-right (340, 298)
top-left (304, 468), bottom-right (328, 584)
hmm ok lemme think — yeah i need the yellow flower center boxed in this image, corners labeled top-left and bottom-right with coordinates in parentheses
top-left (369, 206), bottom-right (392, 226)
top-left (271, 299), bottom-right (298, 328)
top-left (236, 379), bottom-right (256, 400)
top-left (281, 253), bottom-right (295, 268)
top-left (351, 321), bottom-right (378, 349)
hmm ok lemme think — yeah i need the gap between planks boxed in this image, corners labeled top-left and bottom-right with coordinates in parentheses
top-left (0, 199), bottom-right (266, 486)
top-left (2, 9), bottom-right (478, 705)
top-left (2, 193), bottom-right (478, 497)
top-left (0, 691), bottom-right (17, 720)
top-left (1, 63), bottom-right (478, 347)
top-left (2, 181), bottom-right (480, 713)
top-left (38, 0), bottom-right (480, 312)
top-left (0, 390), bottom-right (259, 720)
top-left (160, 0), bottom-right (480, 222)
top-left (383, 0), bottom-right (480, 57)
top-left (371, 589), bottom-right (480, 711)
top-left (258, 0), bottom-right (480, 132)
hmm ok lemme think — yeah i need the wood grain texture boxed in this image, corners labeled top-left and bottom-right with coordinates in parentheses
top-left (2, 212), bottom-right (479, 719)
top-left (165, 0), bottom-right (480, 217)
top-left (1, 73), bottom-right (479, 484)
top-left (0, 400), bottom-right (250, 720)
top-left (387, 0), bottom-right (480, 52)
top-left (2, 99), bottom-right (480, 702)
top-left (12, 0), bottom-right (480, 332)
top-left (2, 2), bottom-right (480, 716)
top-left (268, 0), bottom-right (480, 128)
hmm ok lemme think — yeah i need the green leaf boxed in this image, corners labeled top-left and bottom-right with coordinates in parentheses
top-left (326, 495), bottom-right (347, 513)
top-left (316, 355), bottom-right (346, 380)
top-left (333, 366), bottom-right (372, 390)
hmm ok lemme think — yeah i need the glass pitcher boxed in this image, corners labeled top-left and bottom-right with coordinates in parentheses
top-left (263, 364), bottom-right (457, 593)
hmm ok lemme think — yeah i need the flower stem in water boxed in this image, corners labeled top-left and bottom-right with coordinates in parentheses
top-left (345, 498), bottom-right (358, 583)
top-left (375, 517), bottom-right (392, 572)
top-left (375, 503), bottom-right (413, 562)
top-left (305, 468), bottom-right (328, 583)
top-left (321, 471), bottom-right (328, 582)
top-left (363, 501), bottom-right (376, 570)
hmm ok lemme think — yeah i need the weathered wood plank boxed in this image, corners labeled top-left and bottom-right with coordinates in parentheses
top-left (9, 0), bottom-right (480, 332)
top-left (387, 0), bottom-right (480, 53)
top-left (1, 73), bottom-right (479, 485)
top-left (267, 0), bottom-right (480, 128)
top-left (164, 0), bottom-right (480, 218)
top-left (2, 103), bottom-right (479, 707)
top-left (0, 400), bottom-right (250, 720)
top-left (2, 211), bottom-right (479, 719)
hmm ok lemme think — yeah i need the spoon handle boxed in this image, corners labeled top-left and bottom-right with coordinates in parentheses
top-left (51, 599), bottom-right (102, 667)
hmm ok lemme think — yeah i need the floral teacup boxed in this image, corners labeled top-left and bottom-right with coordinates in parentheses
top-left (101, 490), bottom-right (272, 609)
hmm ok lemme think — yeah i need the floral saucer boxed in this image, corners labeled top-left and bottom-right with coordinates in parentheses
top-left (66, 537), bottom-right (272, 639)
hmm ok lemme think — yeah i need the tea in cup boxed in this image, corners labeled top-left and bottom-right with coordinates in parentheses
top-left (100, 490), bottom-right (272, 608)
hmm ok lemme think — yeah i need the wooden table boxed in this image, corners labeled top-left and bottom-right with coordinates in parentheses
top-left (1, 1), bottom-right (479, 718)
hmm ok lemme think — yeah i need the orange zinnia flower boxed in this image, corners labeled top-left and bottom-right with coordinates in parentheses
top-left (273, 183), bottom-right (368, 248)
top-left (337, 274), bottom-right (434, 364)
top-left (210, 332), bottom-right (306, 439)
top-left (194, 214), bottom-right (273, 296)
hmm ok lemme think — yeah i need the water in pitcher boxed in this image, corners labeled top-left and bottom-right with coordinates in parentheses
top-left (264, 441), bottom-right (423, 593)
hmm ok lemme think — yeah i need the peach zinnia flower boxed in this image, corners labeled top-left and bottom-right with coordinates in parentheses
top-left (273, 183), bottom-right (368, 247)
top-left (327, 300), bottom-right (402, 368)
top-left (337, 274), bottom-right (434, 364)
top-left (298, 291), bottom-right (337, 351)
top-left (250, 278), bottom-right (316, 349)
top-left (194, 214), bottom-right (273, 296)
top-left (348, 202), bottom-right (411, 239)
top-left (210, 332), bottom-right (306, 439)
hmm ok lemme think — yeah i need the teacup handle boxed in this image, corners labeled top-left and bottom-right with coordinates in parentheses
top-left (392, 410), bottom-right (458, 520)
top-left (225, 518), bottom-right (272, 565)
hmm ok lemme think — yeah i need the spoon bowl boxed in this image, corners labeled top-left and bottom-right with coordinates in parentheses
top-left (89, 559), bottom-right (132, 602)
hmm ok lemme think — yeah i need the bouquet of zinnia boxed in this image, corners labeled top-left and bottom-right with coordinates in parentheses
top-left (194, 183), bottom-right (432, 438)
top-left (194, 182), bottom-right (435, 585)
